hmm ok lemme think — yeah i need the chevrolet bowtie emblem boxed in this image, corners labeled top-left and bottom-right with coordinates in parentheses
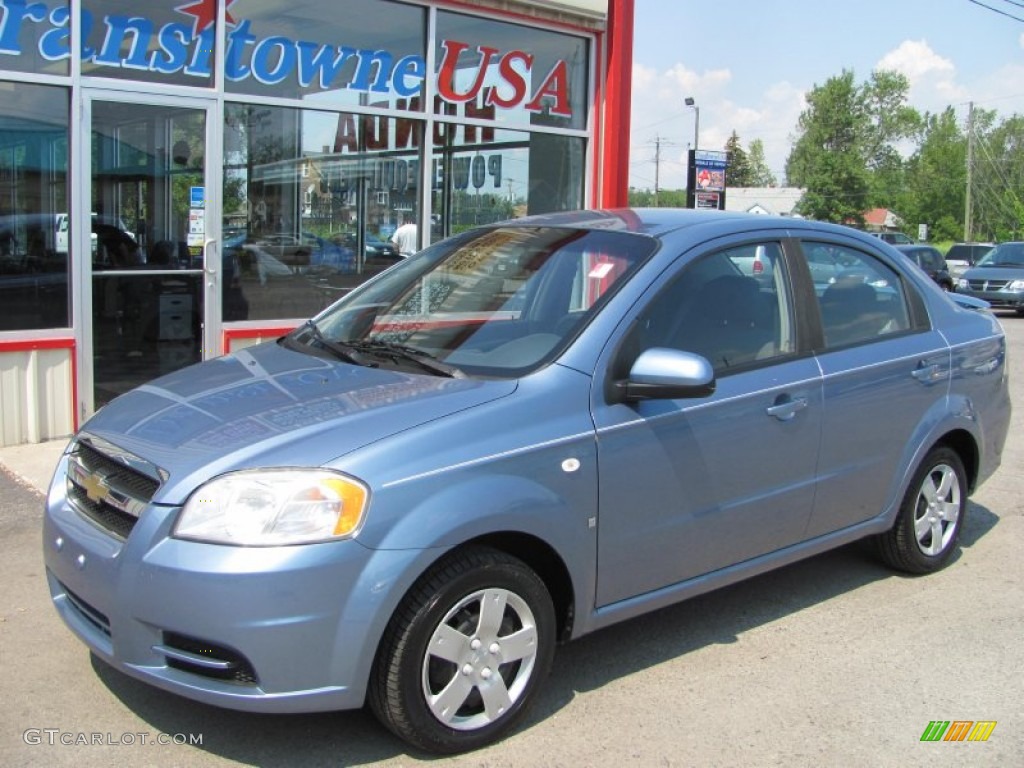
top-left (81, 471), bottom-right (111, 504)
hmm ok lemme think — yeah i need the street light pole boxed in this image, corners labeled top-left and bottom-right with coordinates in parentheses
top-left (685, 96), bottom-right (699, 152)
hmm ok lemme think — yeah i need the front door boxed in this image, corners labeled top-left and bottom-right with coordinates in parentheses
top-left (80, 94), bottom-right (219, 413)
top-left (591, 238), bottom-right (823, 607)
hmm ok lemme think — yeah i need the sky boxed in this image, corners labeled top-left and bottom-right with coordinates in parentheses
top-left (628, 0), bottom-right (1024, 191)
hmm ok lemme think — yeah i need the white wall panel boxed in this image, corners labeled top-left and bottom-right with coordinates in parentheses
top-left (0, 349), bottom-right (74, 447)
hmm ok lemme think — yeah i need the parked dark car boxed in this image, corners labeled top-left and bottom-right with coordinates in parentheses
top-left (44, 209), bottom-right (1011, 754)
top-left (956, 241), bottom-right (1024, 314)
top-left (945, 242), bottom-right (995, 278)
top-left (894, 244), bottom-right (954, 291)
top-left (336, 231), bottom-right (402, 268)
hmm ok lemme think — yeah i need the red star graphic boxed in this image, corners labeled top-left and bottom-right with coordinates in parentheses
top-left (176, 0), bottom-right (237, 37)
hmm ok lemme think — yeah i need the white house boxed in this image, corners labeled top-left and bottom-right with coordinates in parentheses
top-left (725, 187), bottom-right (805, 217)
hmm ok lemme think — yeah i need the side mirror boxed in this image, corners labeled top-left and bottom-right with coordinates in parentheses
top-left (613, 348), bottom-right (716, 402)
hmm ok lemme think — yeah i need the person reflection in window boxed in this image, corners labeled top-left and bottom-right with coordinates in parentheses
top-left (390, 221), bottom-right (417, 257)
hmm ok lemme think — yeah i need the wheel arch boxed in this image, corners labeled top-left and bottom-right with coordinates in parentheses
top-left (933, 428), bottom-right (980, 493)
top-left (459, 532), bottom-right (576, 642)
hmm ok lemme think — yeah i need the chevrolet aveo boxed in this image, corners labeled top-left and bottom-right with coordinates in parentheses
top-left (44, 209), bottom-right (1011, 754)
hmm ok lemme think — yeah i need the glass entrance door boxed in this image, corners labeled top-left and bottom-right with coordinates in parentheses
top-left (84, 96), bottom-right (218, 411)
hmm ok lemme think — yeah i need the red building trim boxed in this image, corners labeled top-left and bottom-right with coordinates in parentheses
top-left (0, 337), bottom-right (75, 352)
top-left (222, 325), bottom-right (299, 353)
top-left (599, 0), bottom-right (634, 208)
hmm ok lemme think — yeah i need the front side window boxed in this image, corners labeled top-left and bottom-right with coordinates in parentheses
top-left (297, 226), bottom-right (654, 377)
top-left (805, 242), bottom-right (911, 349)
top-left (625, 242), bottom-right (796, 374)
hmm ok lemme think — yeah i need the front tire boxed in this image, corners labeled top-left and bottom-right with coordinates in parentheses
top-left (369, 546), bottom-right (556, 754)
top-left (876, 446), bottom-right (967, 574)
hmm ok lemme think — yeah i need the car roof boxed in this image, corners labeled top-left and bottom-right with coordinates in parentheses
top-left (894, 244), bottom-right (939, 253)
top-left (492, 207), bottom-right (868, 241)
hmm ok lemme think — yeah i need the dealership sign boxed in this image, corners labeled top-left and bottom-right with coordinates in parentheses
top-left (0, 0), bottom-right (572, 117)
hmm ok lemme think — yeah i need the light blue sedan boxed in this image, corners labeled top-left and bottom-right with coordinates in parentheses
top-left (44, 209), bottom-right (1011, 754)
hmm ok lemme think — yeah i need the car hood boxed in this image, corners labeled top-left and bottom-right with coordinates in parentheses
top-left (79, 341), bottom-right (516, 504)
top-left (962, 265), bottom-right (1024, 280)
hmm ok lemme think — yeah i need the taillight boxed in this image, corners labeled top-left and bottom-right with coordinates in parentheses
top-left (753, 260), bottom-right (763, 274)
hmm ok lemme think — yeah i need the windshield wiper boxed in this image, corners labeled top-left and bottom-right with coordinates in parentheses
top-left (349, 340), bottom-right (465, 378)
top-left (300, 320), bottom-right (375, 367)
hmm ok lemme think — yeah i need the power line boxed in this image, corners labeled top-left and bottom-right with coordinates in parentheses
top-left (966, 0), bottom-right (1024, 22)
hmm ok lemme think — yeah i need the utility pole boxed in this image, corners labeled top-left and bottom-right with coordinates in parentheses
top-left (653, 135), bottom-right (661, 207)
top-left (965, 101), bottom-right (974, 242)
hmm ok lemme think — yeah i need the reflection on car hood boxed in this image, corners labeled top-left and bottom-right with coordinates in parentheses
top-left (81, 341), bottom-right (516, 503)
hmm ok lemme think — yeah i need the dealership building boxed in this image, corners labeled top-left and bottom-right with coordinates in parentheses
top-left (0, 0), bottom-right (634, 446)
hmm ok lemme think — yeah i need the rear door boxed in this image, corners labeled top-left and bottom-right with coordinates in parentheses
top-left (797, 238), bottom-right (950, 537)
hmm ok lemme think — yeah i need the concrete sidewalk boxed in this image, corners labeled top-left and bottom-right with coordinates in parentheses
top-left (0, 438), bottom-right (69, 495)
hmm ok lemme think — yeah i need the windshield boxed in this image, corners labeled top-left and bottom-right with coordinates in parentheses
top-left (289, 226), bottom-right (655, 378)
top-left (976, 242), bottom-right (1024, 267)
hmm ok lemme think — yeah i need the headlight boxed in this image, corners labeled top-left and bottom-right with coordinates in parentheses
top-left (957, 278), bottom-right (970, 291)
top-left (174, 470), bottom-right (369, 546)
top-left (1004, 279), bottom-right (1024, 292)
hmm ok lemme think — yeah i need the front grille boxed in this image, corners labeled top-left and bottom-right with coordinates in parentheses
top-left (161, 632), bottom-right (259, 685)
top-left (966, 278), bottom-right (1010, 291)
top-left (66, 441), bottom-right (161, 540)
top-left (63, 585), bottom-right (111, 637)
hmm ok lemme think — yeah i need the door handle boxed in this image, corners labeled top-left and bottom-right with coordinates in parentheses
top-left (765, 396), bottom-right (808, 421)
top-left (203, 239), bottom-right (217, 277)
top-left (911, 362), bottom-right (944, 384)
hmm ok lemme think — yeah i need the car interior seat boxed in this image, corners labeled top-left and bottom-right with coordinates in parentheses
top-left (819, 279), bottom-right (884, 347)
top-left (669, 274), bottom-right (774, 370)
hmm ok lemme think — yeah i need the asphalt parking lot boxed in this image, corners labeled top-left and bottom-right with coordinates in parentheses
top-left (1, 315), bottom-right (1022, 768)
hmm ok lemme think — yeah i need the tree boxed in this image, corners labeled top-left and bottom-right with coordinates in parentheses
top-left (747, 139), bottom-right (777, 187)
top-left (899, 107), bottom-right (966, 242)
top-left (725, 131), bottom-right (753, 187)
top-left (786, 70), bottom-right (872, 223)
top-left (786, 69), bottom-right (919, 224)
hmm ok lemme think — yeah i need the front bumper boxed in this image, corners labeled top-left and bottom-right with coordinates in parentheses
top-left (958, 288), bottom-right (1024, 310)
top-left (43, 453), bottom-right (424, 713)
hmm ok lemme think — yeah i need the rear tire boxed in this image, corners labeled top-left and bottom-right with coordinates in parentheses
top-left (369, 546), bottom-right (555, 754)
top-left (875, 446), bottom-right (967, 574)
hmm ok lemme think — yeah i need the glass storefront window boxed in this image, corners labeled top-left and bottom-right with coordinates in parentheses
top-left (432, 127), bottom-right (584, 241)
top-left (224, 103), bottom-right (422, 322)
top-left (0, 0), bottom-right (69, 76)
top-left (81, 0), bottom-right (217, 87)
top-left (0, 82), bottom-right (69, 330)
top-left (224, 0), bottom-right (426, 107)
top-left (434, 11), bottom-right (588, 132)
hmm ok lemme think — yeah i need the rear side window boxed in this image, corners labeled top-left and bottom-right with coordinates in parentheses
top-left (803, 243), bottom-right (912, 349)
